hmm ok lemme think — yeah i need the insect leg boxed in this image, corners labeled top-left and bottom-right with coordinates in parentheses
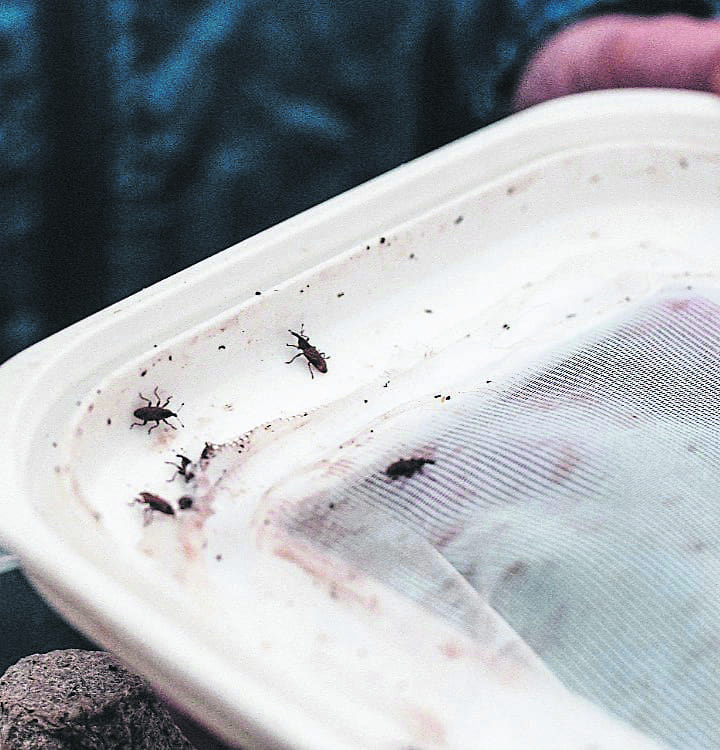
top-left (307, 361), bottom-right (315, 379)
top-left (165, 461), bottom-right (182, 481)
top-left (285, 351), bottom-right (304, 364)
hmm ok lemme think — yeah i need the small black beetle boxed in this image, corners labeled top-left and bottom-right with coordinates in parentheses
top-left (131, 387), bottom-right (183, 433)
top-left (286, 325), bottom-right (329, 379)
top-left (135, 491), bottom-right (175, 515)
top-left (165, 453), bottom-right (194, 482)
top-left (200, 442), bottom-right (215, 461)
top-left (385, 457), bottom-right (435, 480)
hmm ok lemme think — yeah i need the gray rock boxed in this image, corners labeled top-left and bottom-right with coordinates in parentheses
top-left (0, 650), bottom-right (195, 749)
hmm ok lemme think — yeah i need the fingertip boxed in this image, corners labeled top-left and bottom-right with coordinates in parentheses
top-left (710, 64), bottom-right (720, 96)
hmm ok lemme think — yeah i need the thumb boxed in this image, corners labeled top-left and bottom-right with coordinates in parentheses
top-left (711, 62), bottom-right (720, 96)
top-left (513, 14), bottom-right (720, 112)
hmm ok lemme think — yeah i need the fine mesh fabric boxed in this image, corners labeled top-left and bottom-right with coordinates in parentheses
top-left (280, 290), bottom-right (720, 749)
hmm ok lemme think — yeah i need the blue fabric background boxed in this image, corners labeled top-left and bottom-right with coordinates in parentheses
top-left (2, 0), bottom-right (715, 363)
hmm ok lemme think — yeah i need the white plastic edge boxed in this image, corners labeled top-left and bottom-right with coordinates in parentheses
top-left (0, 89), bottom-right (719, 747)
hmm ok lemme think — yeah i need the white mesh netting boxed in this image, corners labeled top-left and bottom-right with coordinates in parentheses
top-left (272, 289), bottom-right (720, 749)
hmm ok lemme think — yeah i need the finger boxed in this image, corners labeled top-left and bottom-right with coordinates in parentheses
top-left (513, 14), bottom-right (720, 111)
top-left (710, 62), bottom-right (720, 96)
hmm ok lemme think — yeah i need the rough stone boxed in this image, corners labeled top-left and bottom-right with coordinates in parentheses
top-left (0, 649), bottom-right (195, 749)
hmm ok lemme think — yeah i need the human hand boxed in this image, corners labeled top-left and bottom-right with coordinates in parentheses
top-left (512, 13), bottom-right (720, 111)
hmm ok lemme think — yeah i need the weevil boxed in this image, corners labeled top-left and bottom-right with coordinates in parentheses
top-left (130, 387), bottom-right (183, 433)
top-left (135, 492), bottom-right (175, 524)
top-left (165, 453), bottom-right (194, 482)
top-left (385, 457), bottom-right (436, 480)
top-left (285, 325), bottom-right (329, 378)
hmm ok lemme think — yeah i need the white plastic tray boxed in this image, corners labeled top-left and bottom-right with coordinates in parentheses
top-left (1, 90), bottom-right (720, 749)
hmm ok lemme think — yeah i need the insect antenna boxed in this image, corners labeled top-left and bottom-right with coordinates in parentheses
top-left (174, 401), bottom-right (186, 428)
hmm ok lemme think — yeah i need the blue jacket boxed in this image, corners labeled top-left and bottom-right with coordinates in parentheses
top-left (0, 0), bottom-right (716, 359)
